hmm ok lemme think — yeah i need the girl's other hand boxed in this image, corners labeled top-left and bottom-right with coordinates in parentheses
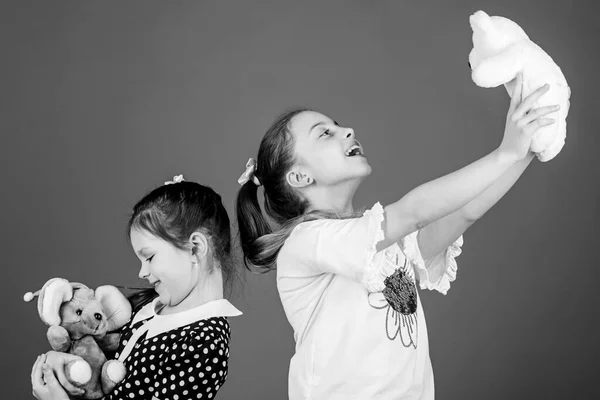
top-left (31, 354), bottom-right (72, 400)
top-left (42, 351), bottom-right (86, 397)
top-left (498, 73), bottom-right (559, 162)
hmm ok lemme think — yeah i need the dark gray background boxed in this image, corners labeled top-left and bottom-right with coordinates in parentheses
top-left (2, 1), bottom-right (598, 399)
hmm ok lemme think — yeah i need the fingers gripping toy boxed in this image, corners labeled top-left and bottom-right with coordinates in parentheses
top-left (24, 278), bottom-right (132, 399)
top-left (468, 10), bottom-right (571, 162)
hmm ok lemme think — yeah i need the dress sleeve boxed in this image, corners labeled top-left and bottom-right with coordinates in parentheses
top-left (399, 230), bottom-right (464, 295)
top-left (279, 202), bottom-right (385, 287)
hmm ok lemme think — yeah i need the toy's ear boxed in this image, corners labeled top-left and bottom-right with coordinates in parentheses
top-left (470, 10), bottom-right (494, 33)
top-left (24, 278), bottom-right (73, 326)
top-left (95, 285), bottom-right (133, 332)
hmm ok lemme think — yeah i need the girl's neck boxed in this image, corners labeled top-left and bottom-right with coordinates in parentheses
top-left (159, 268), bottom-right (224, 315)
top-left (306, 181), bottom-right (358, 214)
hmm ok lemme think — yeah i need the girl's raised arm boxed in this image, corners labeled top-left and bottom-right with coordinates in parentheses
top-left (377, 74), bottom-right (559, 251)
top-left (417, 153), bottom-right (534, 260)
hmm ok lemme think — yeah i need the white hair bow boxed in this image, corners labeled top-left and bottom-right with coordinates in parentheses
top-left (165, 174), bottom-right (185, 185)
top-left (237, 158), bottom-right (261, 186)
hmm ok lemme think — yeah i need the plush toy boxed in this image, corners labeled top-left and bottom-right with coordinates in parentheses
top-left (24, 278), bottom-right (132, 399)
top-left (468, 10), bottom-right (571, 162)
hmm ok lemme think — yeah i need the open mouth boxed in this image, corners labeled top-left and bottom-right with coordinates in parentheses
top-left (345, 143), bottom-right (364, 157)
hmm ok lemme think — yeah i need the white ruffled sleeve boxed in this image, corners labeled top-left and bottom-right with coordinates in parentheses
top-left (398, 231), bottom-right (463, 295)
top-left (280, 203), bottom-right (386, 286)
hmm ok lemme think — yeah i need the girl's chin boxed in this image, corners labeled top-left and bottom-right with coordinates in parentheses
top-left (158, 294), bottom-right (170, 305)
top-left (156, 287), bottom-right (170, 304)
top-left (357, 164), bottom-right (372, 177)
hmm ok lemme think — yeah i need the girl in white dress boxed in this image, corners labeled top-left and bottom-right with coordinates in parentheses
top-left (235, 75), bottom-right (559, 399)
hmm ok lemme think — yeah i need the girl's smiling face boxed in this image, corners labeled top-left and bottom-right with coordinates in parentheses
top-left (288, 111), bottom-right (372, 188)
top-left (130, 228), bottom-right (197, 307)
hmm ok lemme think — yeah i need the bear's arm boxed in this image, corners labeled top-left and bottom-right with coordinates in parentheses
top-left (47, 325), bottom-right (72, 352)
top-left (96, 332), bottom-right (121, 354)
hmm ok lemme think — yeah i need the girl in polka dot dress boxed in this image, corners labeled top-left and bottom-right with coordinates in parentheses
top-left (235, 77), bottom-right (559, 399)
top-left (32, 176), bottom-right (242, 400)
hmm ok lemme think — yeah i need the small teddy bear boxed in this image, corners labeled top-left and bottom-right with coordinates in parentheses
top-left (24, 278), bottom-right (132, 399)
top-left (468, 10), bottom-right (571, 162)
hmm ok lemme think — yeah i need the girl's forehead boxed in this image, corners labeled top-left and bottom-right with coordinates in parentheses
top-left (130, 228), bottom-right (162, 248)
top-left (289, 111), bottom-right (334, 135)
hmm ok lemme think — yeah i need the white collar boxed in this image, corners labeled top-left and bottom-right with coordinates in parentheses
top-left (131, 298), bottom-right (242, 339)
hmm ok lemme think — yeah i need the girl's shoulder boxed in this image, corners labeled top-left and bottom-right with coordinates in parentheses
top-left (157, 317), bottom-right (232, 364)
top-left (277, 203), bottom-right (386, 277)
top-left (182, 316), bottom-right (232, 342)
top-left (284, 202), bottom-right (385, 247)
top-left (292, 202), bottom-right (383, 232)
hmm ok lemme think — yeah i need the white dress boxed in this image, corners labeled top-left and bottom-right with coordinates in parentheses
top-left (276, 203), bottom-right (463, 400)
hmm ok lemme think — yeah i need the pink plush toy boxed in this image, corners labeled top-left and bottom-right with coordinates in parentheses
top-left (24, 278), bottom-right (132, 399)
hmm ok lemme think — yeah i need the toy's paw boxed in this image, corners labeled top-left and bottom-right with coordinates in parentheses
top-left (101, 360), bottom-right (127, 394)
top-left (47, 325), bottom-right (71, 352)
top-left (65, 359), bottom-right (93, 386)
top-left (531, 135), bottom-right (555, 154)
top-left (534, 136), bottom-right (565, 162)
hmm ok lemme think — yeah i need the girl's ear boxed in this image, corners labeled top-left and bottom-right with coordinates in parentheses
top-left (189, 231), bottom-right (209, 260)
top-left (286, 170), bottom-right (313, 188)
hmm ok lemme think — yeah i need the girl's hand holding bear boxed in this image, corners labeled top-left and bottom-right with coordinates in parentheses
top-left (499, 73), bottom-right (560, 162)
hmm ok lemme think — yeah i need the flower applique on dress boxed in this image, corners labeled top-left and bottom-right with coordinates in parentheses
top-left (368, 251), bottom-right (418, 348)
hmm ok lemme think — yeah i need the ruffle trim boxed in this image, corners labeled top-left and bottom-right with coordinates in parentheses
top-left (436, 235), bottom-right (464, 295)
top-left (359, 204), bottom-right (464, 295)
top-left (404, 233), bottom-right (463, 295)
top-left (398, 230), bottom-right (426, 288)
top-left (360, 202), bottom-right (389, 293)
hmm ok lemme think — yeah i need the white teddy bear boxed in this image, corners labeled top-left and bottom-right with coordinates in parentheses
top-left (468, 10), bottom-right (571, 162)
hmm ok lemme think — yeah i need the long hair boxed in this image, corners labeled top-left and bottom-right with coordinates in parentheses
top-left (126, 180), bottom-right (236, 312)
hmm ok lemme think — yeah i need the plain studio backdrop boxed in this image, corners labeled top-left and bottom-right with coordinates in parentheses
top-left (2, 0), bottom-right (598, 399)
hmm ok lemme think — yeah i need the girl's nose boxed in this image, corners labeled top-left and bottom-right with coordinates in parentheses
top-left (345, 128), bottom-right (355, 138)
top-left (138, 264), bottom-right (150, 279)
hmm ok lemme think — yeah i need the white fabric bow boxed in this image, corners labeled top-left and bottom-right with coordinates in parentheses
top-left (165, 174), bottom-right (185, 185)
top-left (237, 158), bottom-right (261, 186)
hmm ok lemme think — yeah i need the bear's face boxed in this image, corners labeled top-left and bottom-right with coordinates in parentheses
top-left (59, 287), bottom-right (109, 340)
top-left (468, 12), bottom-right (529, 71)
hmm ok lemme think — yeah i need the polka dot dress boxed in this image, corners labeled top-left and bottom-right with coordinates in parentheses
top-left (107, 312), bottom-right (232, 400)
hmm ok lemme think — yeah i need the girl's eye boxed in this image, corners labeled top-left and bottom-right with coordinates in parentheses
top-left (146, 255), bottom-right (155, 262)
top-left (320, 129), bottom-right (331, 137)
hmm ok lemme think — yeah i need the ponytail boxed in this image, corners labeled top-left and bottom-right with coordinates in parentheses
top-left (112, 286), bottom-right (158, 314)
top-left (127, 288), bottom-right (158, 314)
top-left (236, 179), bottom-right (349, 273)
top-left (236, 180), bottom-right (274, 271)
